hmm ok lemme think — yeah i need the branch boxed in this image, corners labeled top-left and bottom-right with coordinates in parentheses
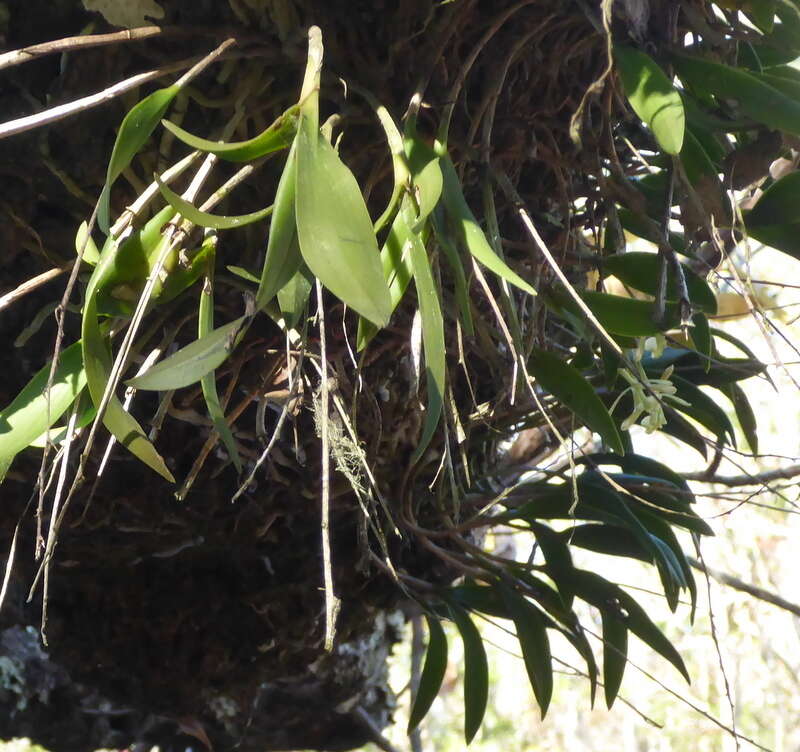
top-left (688, 556), bottom-right (800, 618)
top-left (684, 463), bottom-right (800, 487)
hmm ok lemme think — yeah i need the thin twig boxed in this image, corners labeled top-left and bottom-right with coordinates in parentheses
top-left (688, 556), bottom-right (800, 618)
top-left (0, 57), bottom-right (200, 140)
top-left (0, 266), bottom-right (68, 312)
top-left (317, 280), bottom-right (340, 652)
top-left (683, 463), bottom-right (800, 486)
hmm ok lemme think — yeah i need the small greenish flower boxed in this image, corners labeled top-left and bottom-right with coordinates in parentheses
top-left (611, 338), bottom-right (689, 434)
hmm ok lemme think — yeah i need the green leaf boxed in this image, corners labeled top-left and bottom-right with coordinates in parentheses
top-left (569, 523), bottom-right (652, 562)
top-left (75, 222), bottom-right (101, 265)
top-left (405, 137), bottom-right (444, 229)
top-left (580, 452), bottom-right (694, 500)
top-left (256, 140), bottom-right (303, 310)
top-left (82, 236), bottom-right (174, 481)
top-left (528, 348), bottom-right (624, 454)
top-left (127, 316), bottom-right (247, 391)
top-left (198, 247), bottom-right (241, 474)
top-left (603, 251), bottom-right (717, 314)
top-left (408, 615), bottom-right (449, 733)
top-left (571, 569), bottom-right (690, 682)
top-left (99, 85), bottom-right (181, 232)
top-left (155, 234), bottom-right (216, 305)
top-left (155, 175), bottom-right (273, 230)
top-left (0, 341), bottom-right (86, 468)
top-left (723, 382), bottom-right (759, 455)
top-left (671, 376), bottom-right (737, 445)
top-left (161, 104), bottom-right (300, 162)
top-left (615, 46), bottom-right (685, 154)
top-left (439, 156), bottom-right (536, 296)
top-left (745, 171), bottom-right (800, 259)
top-left (674, 52), bottom-right (800, 136)
top-left (691, 313), bottom-right (712, 372)
top-left (227, 265), bottom-right (260, 283)
top-left (502, 588), bottom-right (553, 716)
top-left (554, 289), bottom-right (678, 337)
top-left (601, 612), bottom-right (628, 709)
top-left (405, 199), bottom-right (446, 461)
top-left (277, 264), bottom-right (313, 329)
top-left (449, 604), bottom-right (489, 745)
top-left (295, 117), bottom-right (392, 327)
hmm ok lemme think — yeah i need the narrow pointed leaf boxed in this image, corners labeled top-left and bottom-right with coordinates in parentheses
top-left (0, 341), bottom-right (86, 466)
top-left (156, 175), bottom-right (273, 229)
top-left (127, 316), bottom-right (247, 391)
top-left (405, 200), bottom-right (445, 461)
top-left (198, 249), bottom-right (241, 473)
top-left (502, 587), bottom-right (553, 716)
top-left (82, 239), bottom-right (174, 481)
top-left (161, 104), bottom-right (299, 162)
top-left (529, 347), bottom-right (624, 454)
top-left (615, 46), bottom-right (685, 154)
top-left (440, 157), bottom-right (536, 296)
top-left (295, 117), bottom-right (392, 327)
top-left (723, 382), bottom-right (759, 455)
top-left (99, 85), bottom-right (181, 232)
top-left (449, 604), bottom-right (489, 745)
top-left (602, 612), bottom-right (628, 709)
top-left (256, 140), bottom-right (302, 309)
top-left (407, 615), bottom-right (449, 733)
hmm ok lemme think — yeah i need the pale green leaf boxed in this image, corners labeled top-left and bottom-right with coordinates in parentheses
top-left (127, 315), bottom-right (247, 391)
top-left (161, 104), bottom-right (299, 162)
top-left (615, 46), bottom-right (685, 154)
top-left (407, 615), bottom-right (448, 733)
top-left (295, 116), bottom-right (392, 327)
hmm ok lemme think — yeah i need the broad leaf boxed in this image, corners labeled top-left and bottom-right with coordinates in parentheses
top-left (674, 53), bottom-right (800, 136)
top-left (295, 117), bottom-right (392, 327)
top-left (602, 252), bottom-right (717, 314)
top-left (528, 348), bottom-right (624, 454)
top-left (0, 341), bottom-right (86, 468)
top-left (616, 46), bottom-right (685, 154)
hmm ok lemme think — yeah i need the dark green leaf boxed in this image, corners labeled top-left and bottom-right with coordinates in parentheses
top-left (502, 587), bottom-right (553, 717)
top-left (528, 348), bottom-right (624, 453)
top-left (671, 376), bottom-right (737, 445)
top-left (277, 263), bottom-right (313, 329)
top-left (723, 382), bottom-right (759, 455)
top-left (603, 252), bottom-right (717, 314)
top-left (449, 604), bottom-right (489, 745)
top-left (571, 569), bottom-right (690, 682)
top-left (601, 612), bottom-right (628, 709)
top-left (408, 615), bottom-right (449, 733)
